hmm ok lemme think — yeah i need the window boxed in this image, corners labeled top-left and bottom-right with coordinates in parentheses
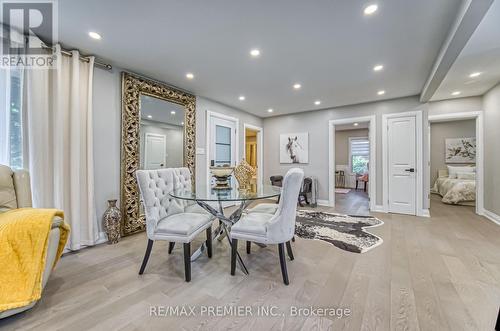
top-left (0, 68), bottom-right (23, 169)
top-left (349, 137), bottom-right (369, 174)
top-left (215, 125), bottom-right (231, 166)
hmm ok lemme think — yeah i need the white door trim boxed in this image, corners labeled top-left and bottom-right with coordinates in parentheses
top-left (382, 110), bottom-right (425, 216)
top-left (328, 115), bottom-right (376, 210)
top-left (206, 110), bottom-right (240, 187)
top-left (243, 123), bottom-right (264, 186)
top-left (428, 111), bottom-right (484, 215)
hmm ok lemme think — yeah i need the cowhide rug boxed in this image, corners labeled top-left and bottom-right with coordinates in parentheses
top-left (295, 210), bottom-right (383, 253)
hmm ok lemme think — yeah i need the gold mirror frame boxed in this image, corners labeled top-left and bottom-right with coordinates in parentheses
top-left (120, 72), bottom-right (196, 236)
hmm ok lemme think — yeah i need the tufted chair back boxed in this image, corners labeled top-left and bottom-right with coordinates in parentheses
top-left (266, 168), bottom-right (304, 244)
top-left (136, 168), bottom-right (189, 239)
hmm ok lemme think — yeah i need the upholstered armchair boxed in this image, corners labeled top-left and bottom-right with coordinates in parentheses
top-left (230, 168), bottom-right (304, 285)
top-left (0, 165), bottom-right (63, 319)
top-left (135, 168), bottom-right (215, 282)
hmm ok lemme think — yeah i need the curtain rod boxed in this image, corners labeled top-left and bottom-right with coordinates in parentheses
top-left (41, 44), bottom-right (112, 71)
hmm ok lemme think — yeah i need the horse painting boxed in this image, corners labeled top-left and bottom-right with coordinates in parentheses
top-left (280, 133), bottom-right (309, 163)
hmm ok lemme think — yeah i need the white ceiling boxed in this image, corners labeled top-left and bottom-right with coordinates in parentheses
top-left (59, 0), bottom-right (461, 117)
top-left (431, 0), bottom-right (500, 101)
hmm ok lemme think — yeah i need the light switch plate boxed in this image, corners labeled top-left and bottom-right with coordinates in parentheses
top-left (196, 148), bottom-right (205, 155)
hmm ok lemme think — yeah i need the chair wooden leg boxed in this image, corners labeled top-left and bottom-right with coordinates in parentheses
top-left (278, 243), bottom-right (289, 285)
top-left (231, 239), bottom-right (238, 276)
top-left (246, 241), bottom-right (251, 254)
top-left (206, 228), bottom-right (212, 258)
top-left (183, 243), bottom-right (191, 282)
top-left (168, 242), bottom-right (175, 254)
top-left (139, 239), bottom-right (153, 275)
top-left (286, 241), bottom-right (294, 261)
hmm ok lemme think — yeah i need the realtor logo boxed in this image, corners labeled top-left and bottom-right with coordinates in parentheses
top-left (1, 0), bottom-right (58, 68)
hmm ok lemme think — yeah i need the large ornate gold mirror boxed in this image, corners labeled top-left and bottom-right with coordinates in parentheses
top-left (120, 72), bottom-right (196, 236)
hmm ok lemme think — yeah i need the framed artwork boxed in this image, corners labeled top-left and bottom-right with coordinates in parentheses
top-left (445, 137), bottom-right (476, 164)
top-left (280, 132), bottom-right (309, 164)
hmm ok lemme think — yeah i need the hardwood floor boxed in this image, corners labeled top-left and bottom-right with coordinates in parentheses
top-left (334, 189), bottom-right (370, 215)
top-left (1, 195), bottom-right (499, 331)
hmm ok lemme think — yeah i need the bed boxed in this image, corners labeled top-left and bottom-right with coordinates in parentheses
top-left (431, 168), bottom-right (476, 206)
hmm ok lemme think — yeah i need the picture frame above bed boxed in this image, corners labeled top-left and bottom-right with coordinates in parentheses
top-left (445, 137), bottom-right (476, 164)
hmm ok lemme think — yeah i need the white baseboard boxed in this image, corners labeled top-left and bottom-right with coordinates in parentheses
top-left (418, 209), bottom-right (430, 218)
top-left (483, 209), bottom-right (500, 225)
top-left (317, 199), bottom-right (332, 207)
top-left (371, 205), bottom-right (387, 213)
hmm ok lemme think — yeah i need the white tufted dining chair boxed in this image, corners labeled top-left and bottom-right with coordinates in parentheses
top-left (230, 168), bottom-right (304, 285)
top-left (136, 167), bottom-right (214, 282)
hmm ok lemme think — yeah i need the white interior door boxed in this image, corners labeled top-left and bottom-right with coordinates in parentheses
top-left (210, 118), bottom-right (237, 168)
top-left (144, 133), bottom-right (167, 169)
top-left (388, 116), bottom-right (416, 215)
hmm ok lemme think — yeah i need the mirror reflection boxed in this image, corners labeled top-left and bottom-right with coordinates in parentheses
top-left (139, 95), bottom-right (185, 170)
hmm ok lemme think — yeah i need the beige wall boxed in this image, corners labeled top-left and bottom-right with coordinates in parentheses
top-left (429, 120), bottom-right (475, 185)
top-left (335, 129), bottom-right (369, 166)
top-left (483, 84), bottom-right (500, 216)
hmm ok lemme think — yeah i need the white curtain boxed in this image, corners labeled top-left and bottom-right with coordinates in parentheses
top-left (0, 69), bottom-right (11, 165)
top-left (23, 45), bottom-right (98, 250)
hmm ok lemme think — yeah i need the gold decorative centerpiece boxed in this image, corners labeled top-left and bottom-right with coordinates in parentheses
top-left (210, 166), bottom-right (234, 189)
top-left (234, 159), bottom-right (256, 191)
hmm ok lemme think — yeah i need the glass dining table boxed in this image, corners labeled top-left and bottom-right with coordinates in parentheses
top-left (170, 182), bottom-right (281, 274)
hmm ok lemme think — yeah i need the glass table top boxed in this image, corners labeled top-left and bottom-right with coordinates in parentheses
top-left (170, 183), bottom-right (281, 202)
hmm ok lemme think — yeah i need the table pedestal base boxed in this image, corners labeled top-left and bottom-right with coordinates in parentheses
top-left (190, 200), bottom-right (250, 275)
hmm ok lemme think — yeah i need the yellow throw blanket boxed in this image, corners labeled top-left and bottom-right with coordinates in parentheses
top-left (0, 208), bottom-right (70, 312)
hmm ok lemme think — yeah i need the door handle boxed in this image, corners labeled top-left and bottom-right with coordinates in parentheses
top-left (404, 168), bottom-right (415, 173)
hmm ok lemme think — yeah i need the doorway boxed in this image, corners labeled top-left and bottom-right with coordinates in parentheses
top-left (428, 111), bottom-right (484, 215)
top-left (243, 124), bottom-right (263, 186)
top-left (328, 115), bottom-right (376, 212)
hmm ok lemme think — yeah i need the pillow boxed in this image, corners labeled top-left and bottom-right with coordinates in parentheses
top-left (447, 165), bottom-right (475, 179)
top-left (456, 172), bottom-right (476, 180)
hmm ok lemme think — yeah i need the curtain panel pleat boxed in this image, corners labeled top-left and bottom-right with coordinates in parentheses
top-left (24, 45), bottom-right (98, 250)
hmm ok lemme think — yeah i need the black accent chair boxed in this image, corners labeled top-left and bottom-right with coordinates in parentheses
top-left (298, 177), bottom-right (312, 206)
top-left (269, 175), bottom-right (312, 206)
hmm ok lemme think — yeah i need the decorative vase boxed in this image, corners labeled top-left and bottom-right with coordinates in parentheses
top-left (103, 199), bottom-right (121, 244)
top-left (210, 166), bottom-right (234, 189)
top-left (234, 159), bottom-right (256, 190)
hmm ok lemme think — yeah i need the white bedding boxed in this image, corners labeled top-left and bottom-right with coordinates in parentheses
top-left (431, 177), bottom-right (476, 205)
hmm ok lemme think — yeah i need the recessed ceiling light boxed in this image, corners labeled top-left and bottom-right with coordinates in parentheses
top-left (250, 49), bottom-right (260, 57)
top-left (185, 73), bottom-right (194, 79)
top-left (353, 122), bottom-right (359, 126)
top-left (451, 91), bottom-right (461, 96)
top-left (88, 31), bottom-right (102, 40)
top-left (267, 108), bottom-right (273, 113)
top-left (377, 90), bottom-right (385, 95)
top-left (314, 100), bottom-right (321, 105)
top-left (239, 95), bottom-right (245, 101)
top-left (147, 115), bottom-right (152, 119)
top-left (171, 111), bottom-right (176, 115)
top-left (469, 72), bottom-right (481, 78)
top-left (373, 64), bottom-right (384, 71)
top-left (364, 4), bottom-right (378, 15)
top-left (293, 83), bottom-right (302, 89)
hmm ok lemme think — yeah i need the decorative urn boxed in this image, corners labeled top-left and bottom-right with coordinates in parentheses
top-left (103, 199), bottom-right (121, 244)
